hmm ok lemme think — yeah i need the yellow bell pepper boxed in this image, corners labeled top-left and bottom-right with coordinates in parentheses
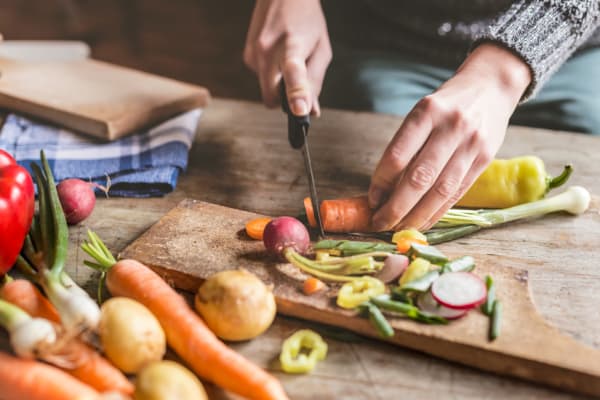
top-left (457, 156), bottom-right (572, 209)
top-left (399, 257), bottom-right (431, 287)
top-left (279, 329), bottom-right (328, 374)
top-left (336, 276), bottom-right (385, 309)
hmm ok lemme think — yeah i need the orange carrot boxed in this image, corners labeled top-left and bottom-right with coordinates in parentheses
top-left (0, 351), bottom-right (100, 400)
top-left (0, 279), bottom-right (134, 395)
top-left (303, 277), bottom-right (326, 295)
top-left (303, 197), bottom-right (317, 228)
top-left (106, 259), bottom-right (289, 400)
top-left (305, 195), bottom-right (374, 233)
top-left (245, 217), bottom-right (272, 240)
top-left (395, 238), bottom-right (428, 253)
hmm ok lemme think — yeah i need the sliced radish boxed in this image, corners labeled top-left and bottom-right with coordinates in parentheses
top-left (417, 291), bottom-right (468, 320)
top-left (431, 272), bottom-right (486, 310)
top-left (375, 254), bottom-right (409, 283)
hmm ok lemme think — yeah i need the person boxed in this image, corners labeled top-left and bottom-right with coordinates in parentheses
top-left (243, 0), bottom-right (600, 231)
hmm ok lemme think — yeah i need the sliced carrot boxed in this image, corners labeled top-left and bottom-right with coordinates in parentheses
top-left (303, 277), bottom-right (326, 295)
top-left (0, 279), bottom-right (134, 395)
top-left (106, 259), bottom-right (289, 400)
top-left (303, 197), bottom-right (317, 228)
top-left (321, 195), bottom-right (373, 233)
top-left (0, 351), bottom-right (100, 400)
top-left (245, 217), bottom-right (272, 240)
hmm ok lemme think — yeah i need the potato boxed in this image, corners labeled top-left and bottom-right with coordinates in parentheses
top-left (134, 361), bottom-right (207, 400)
top-left (99, 297), bottom-right (166, 373)
top-left (195, 268), bottom-right (276, 341)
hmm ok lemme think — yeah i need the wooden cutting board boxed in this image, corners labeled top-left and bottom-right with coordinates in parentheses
top-left (0, 58), bottom-right (210, 140)
top-left (121, 198), bottom-right (600, 397)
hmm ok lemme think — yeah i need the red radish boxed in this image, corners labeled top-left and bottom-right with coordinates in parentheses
top-left (417, 291), bottom-right (468, 320)
top-left (375, 254), bottom-right (409, 283)
top-left (263, 216), bottom-right (310, 257)
top-left (56, 178), bottom-right (96, 225)
top-left (431, 272), bottom-right (487, 310)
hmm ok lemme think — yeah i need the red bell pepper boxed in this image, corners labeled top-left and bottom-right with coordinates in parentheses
top-left (0, 149), bottom-right (35, 274)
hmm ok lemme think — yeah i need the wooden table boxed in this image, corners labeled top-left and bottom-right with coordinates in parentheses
top-left (7, 98), bottom-right (600, 399)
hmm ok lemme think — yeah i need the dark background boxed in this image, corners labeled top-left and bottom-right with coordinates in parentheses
top-left (0, 0), bottom-right (261, 100)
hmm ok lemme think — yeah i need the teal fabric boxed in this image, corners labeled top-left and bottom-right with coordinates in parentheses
top-left (320, 46), bottom-right (600, 135)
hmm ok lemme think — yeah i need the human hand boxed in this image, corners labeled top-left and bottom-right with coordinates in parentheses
top-left (368, 44), bottom-right (532, 231)
top-left (243, 0), bottom-right (331, 116)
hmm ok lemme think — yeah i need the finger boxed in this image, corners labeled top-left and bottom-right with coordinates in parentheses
top-left (421, 149), bottom-right (493, 230)
top-left (371, 112), bottom-right (468, 231)
top-left (306, 39), bottom-right (332, 116)
top-left (281, 42), bottom-right (312, 116)
top-left (243, 1), bottom-right (269, 70)
top-left (399, 142), bottom-right (477, 230)
top-left (257, 54), bottom-right (282, 107)
top-left (368, 99), bottom-right (435, 209)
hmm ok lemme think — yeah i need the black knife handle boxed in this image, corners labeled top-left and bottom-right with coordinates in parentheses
top-left (280, 80), bottom-right (310, 149)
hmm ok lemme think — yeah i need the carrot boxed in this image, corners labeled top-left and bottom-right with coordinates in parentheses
top-left (245, 217), bottom-right (272, 240)
top-left (0, 351), bottom-right (100, 400)
top-left (81, 231), bottom-right (289, 400)
top-left (303, 277), bottom-right (326, 295)
top-left (303, 197), bottom-right (317, 228)
top-left (395, 238), bottom-right (428, 253)
top-left (0, 279), bottom-right (134, 395)
top-left (304, 195), bottom-right (373, 233)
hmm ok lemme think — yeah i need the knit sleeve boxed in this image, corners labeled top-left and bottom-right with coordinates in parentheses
top-left (473, 0), bottom-right (600, 100)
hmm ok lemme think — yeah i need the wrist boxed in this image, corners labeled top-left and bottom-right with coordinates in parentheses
top-left (456, 42), bottom-right (532, 105)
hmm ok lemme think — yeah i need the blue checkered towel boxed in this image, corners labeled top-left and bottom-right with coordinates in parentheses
top-left (0, 109), bottom-right (202, 197)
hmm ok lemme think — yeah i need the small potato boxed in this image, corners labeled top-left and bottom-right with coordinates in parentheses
top-left (134, 361), bottom-right (207, 400)
top-left (99, 297), bottom-right (166, 373)
top-left (195, 268), bottom-right (276, 341)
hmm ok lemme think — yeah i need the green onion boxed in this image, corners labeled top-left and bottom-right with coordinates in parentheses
top-left (371, 295), bottom-right (447, 325)
top-left (399, 270), bottom-right (440, 292)
top-left (408, 243), bottom-right (448, 265)
top-left (360, 302), bottom-right (394, 338)
top-left (313, 240), bottom-right (396, 256)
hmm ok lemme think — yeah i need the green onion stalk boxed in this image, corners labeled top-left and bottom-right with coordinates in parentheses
top-left (427, 186), bottom-right (591, 244)
top-left (18, 151), bottom-right (100, 335)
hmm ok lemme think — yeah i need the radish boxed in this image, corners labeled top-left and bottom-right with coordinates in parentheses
top-left (431, 272), bottom-right (486, 310)
top-left (56, 178), bottom-right (96, 225)
top-left (263, 216), bottom-right (310, 257)
top-left (417, 291), bottom-right (468, 320)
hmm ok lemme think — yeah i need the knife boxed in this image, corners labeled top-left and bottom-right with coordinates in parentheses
top-left (280, 81), bottom-right (325, 237)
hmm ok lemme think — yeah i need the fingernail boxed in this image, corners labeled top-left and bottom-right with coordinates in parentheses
top-left (368, 187), bottom-right (384, 209)
top-left (291, 98), bottom-right (308, 116)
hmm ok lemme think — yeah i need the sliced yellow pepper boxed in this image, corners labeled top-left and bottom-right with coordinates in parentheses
top-left (399, 257), bottom-right (431, 287)
top-left (392, 228), bottom-right (428, 244)
top-left (336, 276), bottom-right (385, 309)
top-left (457, 156), bottom-right (572, 208)
top-left (279, 329), bottom-right (328, 374)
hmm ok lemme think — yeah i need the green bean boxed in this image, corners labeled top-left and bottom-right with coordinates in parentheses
top-left (442, 256), bottom-right (475, 273)
top-left (482, 275), bottom-right (496, 316)
top-left (425, 225), bottom-right (482, 245)
top-left (490, 300), bottom-right (502, 340)
top-left (360, 302), bottom-right (394, 338)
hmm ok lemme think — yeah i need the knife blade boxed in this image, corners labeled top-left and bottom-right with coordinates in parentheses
top-left (280, 81), bottom-right (325, 237)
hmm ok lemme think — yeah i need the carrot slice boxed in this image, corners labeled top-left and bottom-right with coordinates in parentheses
top-left (245, 217), bottom-right (272, 240)
top-left (395, 238), bottom-right (427, 253)
top-left (303, 197), bottom-right (317, 228)
top-left (303, 277), bottom-right (326, 295)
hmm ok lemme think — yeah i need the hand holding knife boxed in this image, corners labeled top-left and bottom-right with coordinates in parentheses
top-left (280, 81), bottom-right (325, 237)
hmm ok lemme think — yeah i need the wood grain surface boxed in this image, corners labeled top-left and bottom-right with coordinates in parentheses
top-left (0, 57), bottom-right (210, 139)
top-left (3, 98), bottom-right (599, 400)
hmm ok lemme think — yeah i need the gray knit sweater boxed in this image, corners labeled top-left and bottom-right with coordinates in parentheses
top-left (326, 1), bottom-right (600, 98)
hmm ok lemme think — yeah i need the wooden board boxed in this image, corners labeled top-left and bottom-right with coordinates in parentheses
top-left (0, 57), bottom-right (210, 140)
top-left (121, 198), bottom-right (600, 397)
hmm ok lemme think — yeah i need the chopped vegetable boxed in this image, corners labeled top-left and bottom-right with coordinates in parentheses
top-left (399, 257), bottom-right (431, 287)
top-left (0, 278), bottom-right (134, 394)
top-left (400, 270), bottom-right (440, 293)
top-left (457, 156), bottom-right (572, 208)
top-left (408, 243), bottom-right (448, 265)
top-left (279, 329), bottom-right (327, 374)
top-left (392, 229), bottom-right (428, 253)
top-left (336, 276), bottom-right (386, 309)
top-left (0, 149), bottom-right (35, 275)
top-left (82, 231), bottom-right (289, 400)
top-left (304, 195), bottom-right (372, 232)
top-left (263, 216), bottom-right (310, 256)
top-left (360, 302), bottom-right (394, 338)
top-left (245, 217), bottom-right (273, 240)
top-left (134, 360), bottom-right (208, 400)
top-left (425, 225), bottom-right (481, 245)
top-left (303, 277), bottom-right (326, 295)
top-left (0, 351), bottom-right (100, 400)
top-left (99, 297), bottom-right (166, 373)
top-left (313, 239), bottom-right (396, 256)
top-left (431, 272), bottom-right (487, 310)
top-left (374, 254), bottom-right (409, 283)
top-left (56, 178), bottom-right (96, 225)
top-left (195, 269), bottom-right (276, 341)
top-left (417, 291), bottom-right (468, 320)
top-left (482, 275), bottom-right (496, 316)
top-left (442, 256), bottom-right (475, 273)
top-left (370, 295), bottom-right (447, 324)
top-left (490, 300), bottom-right (502, 341)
